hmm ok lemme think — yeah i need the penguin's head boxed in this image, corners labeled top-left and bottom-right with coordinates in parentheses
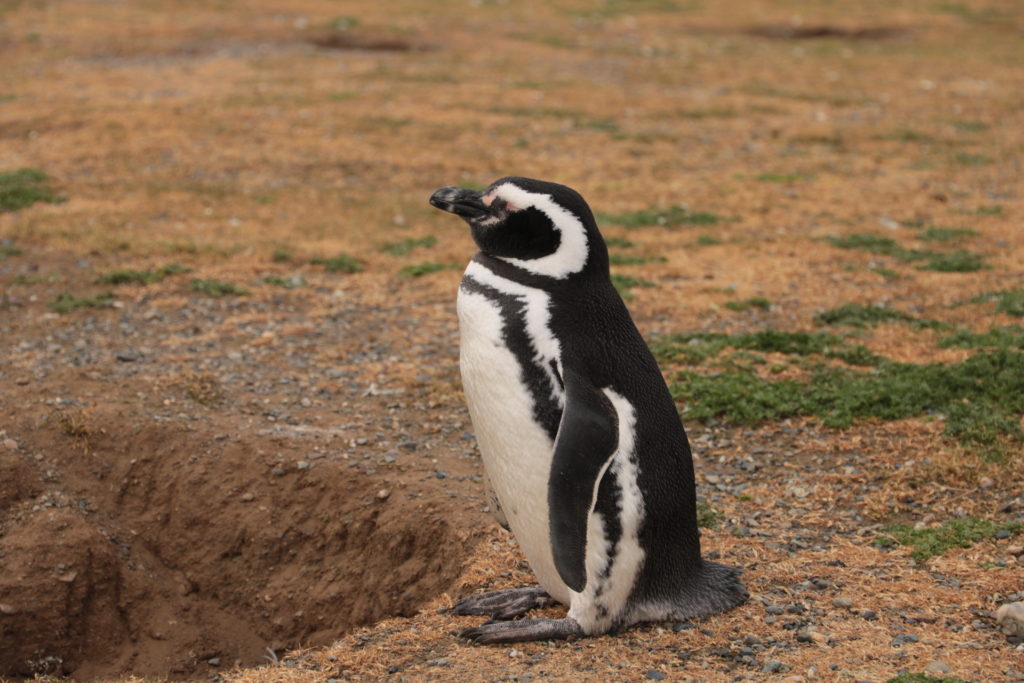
top-left (429, 177), bottom-right (607, 279)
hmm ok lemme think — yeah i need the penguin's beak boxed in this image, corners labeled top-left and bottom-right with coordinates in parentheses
top-left (429, 186), bottom-right (489, 220)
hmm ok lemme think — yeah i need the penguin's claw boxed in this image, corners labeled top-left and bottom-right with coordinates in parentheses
top-left (452, 586), bottom-right (556, 620)
top-left (459, 617), bottom-right (584, 644)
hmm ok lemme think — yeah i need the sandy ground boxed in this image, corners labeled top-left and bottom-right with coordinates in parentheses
top-left (1, 0), bottom-right (1023, 680)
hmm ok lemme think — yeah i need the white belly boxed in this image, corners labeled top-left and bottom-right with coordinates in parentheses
top-left (457, 283), bottom-right (571, 604)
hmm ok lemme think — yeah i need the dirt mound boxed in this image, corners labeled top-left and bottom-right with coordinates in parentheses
top-left (0, 412), bottom-right (479, 679)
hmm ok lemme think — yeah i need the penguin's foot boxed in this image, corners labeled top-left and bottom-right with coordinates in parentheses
top-left (452, 586), bottom-right (556, 620)
top-left (460, 617), bottom-right (584, 644)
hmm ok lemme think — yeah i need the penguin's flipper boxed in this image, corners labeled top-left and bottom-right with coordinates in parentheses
top-left (548, 370), bottom-right (618, 593)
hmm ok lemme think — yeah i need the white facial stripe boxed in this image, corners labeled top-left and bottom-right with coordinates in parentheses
top-left (489, 183), bottom-right (590, 279)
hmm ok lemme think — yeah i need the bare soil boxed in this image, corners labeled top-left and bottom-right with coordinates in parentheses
top-left (1, 0), bottom-right (1022, 681)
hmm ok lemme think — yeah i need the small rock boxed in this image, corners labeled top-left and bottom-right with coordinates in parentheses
top-left (271, 467), bottom-right (286, 476)
top-left (763, 660), bottom-right (787, 673)
top-left (672, 621), bottom-right (694, 632)
top-left (240, 492), bottom-right (255, 502)
top-left (890, 633), bottom-right (919, 646)
top-left (116, 351), bottom-right (138, 362)
top-left (0, 603), bottom-right (17, 614)
top-left (434, 470), bottom-right (448, 479)
top-left (796, 631), bottom-right (813, 643)
top-left (978, 476), bottom-right (994, 489)
top-left (376, 488), bottom-right (391, 500)
top-left (996, 529), bottom-right (1011, 540)
top-left (923, 661), bottom-right (952, 675)
top-left (3, 438), bottom-right (18, 451)
top-left (861, 609), bottom-right (878, 620)
top-left (57, 570), bottom-right (78, 583)
top-left (808, 631), bottom-right (828, 645)
top-left (208, 657), bottom-right (221, 667)
top-left (646, 671), bottom-right (666, 681)
top-left (765, 604), bottom-right (784, 615)
top-left (296, 461), bottom-right (311, 470)
top-left (832, 597), bottom-right (853, 608)
top-left (996, 602), bottom-right (1024, 637)
top-left (508, 648), bottom-right (522, 658)
top-left (810, 578), bottom-right (830, 590)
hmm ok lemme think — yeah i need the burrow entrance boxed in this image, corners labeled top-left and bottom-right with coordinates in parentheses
top-left (1, 414), bottom-right (479, 679)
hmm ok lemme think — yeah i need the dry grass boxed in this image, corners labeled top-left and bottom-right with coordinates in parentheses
top-left (2, 0), bottom-right (1023, 680)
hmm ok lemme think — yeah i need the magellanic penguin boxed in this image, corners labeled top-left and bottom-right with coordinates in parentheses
top-left (429, 177), bottom-right (747, 644)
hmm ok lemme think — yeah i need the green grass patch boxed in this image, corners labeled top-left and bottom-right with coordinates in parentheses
top-left (0, 168), bottom-right (62, 212)
top-left (814, 303), bottom-right (947, 330)
top-left (50, 292), bottom-right (114, 314)
top-left (972, 205), bottom-right (1002, 216)
top-left (755, 172), bottom-right (814, 183)
top-left (694, 234), bottom-right (722, 246)
top-left (310, 253), bottom-right (362, 273)
top-left (939, 325), bottom-right (1024, 350)
top-left (599, 205), bottom-right (720, 229)
top-left (12, 273), bottom-right (59, 285)
top-left (399, 262), bottom-right (458, 278)
top-left (381, 236), bottom-right (438, 256)
top-left (94, 263), bottom-right (191, 285)
top-left (271, 248), bottom-right (292, 263)
top-left (611, 273), bottom-right (656, 300)
top-left (724, 297), bottom-right (771, 312)
top-left (961, 288), bottom-right (1024, 317)
top-left (608, 253), bottom-right (666, 266)
top-left (919, 250), bottom-right (987, 272)
top-left (696, 501), bottom-right (722, 530)
top-left (876, 518), bottom-right (1021, 563)
top-left (670, 348), bottom-right (1024, 457)
top-left (262, 275), bottom-right (305, 289)
top-left (650, 330), bottom-right (882, 367)
top-left (953, 152), bottom-right (992, 166)
top-left (189, 278), bottom-right (249, 298)
top-left (827, 233), bottom-right (907, 257)
top-left (0, 244), bottom-right (23, 259)
top-left (918, 227), bottom-right (978, 242)
top-left (872, 267), bottom-right (899, 280)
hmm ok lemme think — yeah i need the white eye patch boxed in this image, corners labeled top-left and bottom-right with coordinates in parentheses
top-left (483, 192), bottom-right (521, 212)
top-left (486, 183), bottom-right (589, 279)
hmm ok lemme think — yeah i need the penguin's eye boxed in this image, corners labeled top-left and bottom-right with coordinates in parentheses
top-left (484, 194), bottom-right (521, 213)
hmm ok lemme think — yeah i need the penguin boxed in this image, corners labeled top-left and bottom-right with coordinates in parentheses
top-left (429, 177), bottom-right (747, 644)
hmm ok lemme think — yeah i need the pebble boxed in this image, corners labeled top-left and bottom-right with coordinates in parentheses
top-left (765, 604), bottom-right (784, 615)
top-left (2, 438), bottom-right (17, 451)
top-left (207, 657), bottom-right (221, 667)
top-left (832, 597), bottom-right (853, 608)
top-left (995, 529), bottom-right (1011, 540)
top-left (116, 351), bottom-right (138, 362)
top-left (296, 461), bottom-right (311, 470)
top-left (890, 633), bottom-right (918, 646)
top-left (996, 602), bottom-right (1024, 637)
top-left (646, 671), bottom-right (666, 681)
top-left (671, 621), bottom-right (694, 632)
top-left (240, 492), bottom-right (255, 502)
top-left (924, 661), bottom-right (952, 675)
top-left (376, 489), bottom-right (391, 500)
top-left (763, 660), bottom-right (787, 673)
top-left (860, 609), bottom-right (878, 620)
top-left (271, 467), bottom-right (286, 476)
top-left (810, 578), bottom-right (830, 590)
top-left (0, 603), bottom-right (16, 614)
top-left (796, 631), bottom-right (813, 643)
top-left (434, 470), bottom-right (448, 479)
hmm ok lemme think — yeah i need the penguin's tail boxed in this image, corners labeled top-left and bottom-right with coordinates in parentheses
top-left (649, 559), bottom-right (747, 622)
